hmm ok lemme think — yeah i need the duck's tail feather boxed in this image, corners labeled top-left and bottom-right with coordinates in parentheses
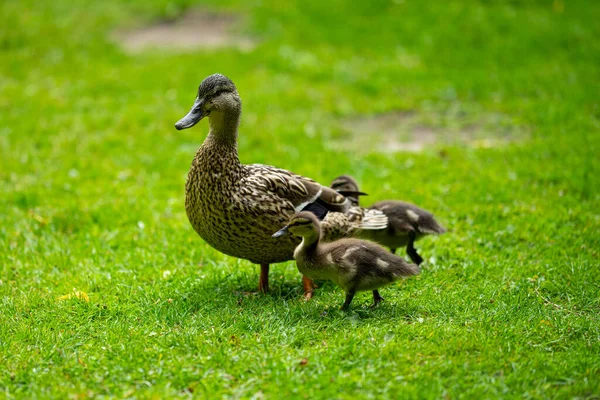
top-left (356, 208), bottom-right (388, 230)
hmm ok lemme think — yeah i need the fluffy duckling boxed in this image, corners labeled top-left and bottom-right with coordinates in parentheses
top-left (273, 212), bottom-right (420, 310)
top-left (331, 175), bottom-right (446, 265)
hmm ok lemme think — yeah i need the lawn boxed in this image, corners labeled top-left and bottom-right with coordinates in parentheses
top-left (1, 0), bottom-right (599, 398)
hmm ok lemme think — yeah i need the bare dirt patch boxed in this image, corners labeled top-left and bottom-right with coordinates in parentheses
top-left (329, 110), bottom-right (524, 153)
top-left (114, 9), bottom-right (255, 54)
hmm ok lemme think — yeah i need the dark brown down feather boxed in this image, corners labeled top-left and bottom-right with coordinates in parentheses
top-left (281, 211), bottom-right (420, 309)
top-left (330, 175), bottom-right (446, 253)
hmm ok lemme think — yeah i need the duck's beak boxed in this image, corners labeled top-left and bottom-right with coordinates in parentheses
top-left (175, 97), bottom-right (205, 130)
top-left (272, 225), bottom-right (290, 238)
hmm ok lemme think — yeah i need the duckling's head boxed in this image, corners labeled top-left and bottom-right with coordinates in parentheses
top-left (331, 175), bottom-right (359, 193)
top-left (330, 175), bottom-right (367, 206)
top-left (272, 211), bottom-right (320, 239)
top-left (175, 74), bottom-right (241, 130)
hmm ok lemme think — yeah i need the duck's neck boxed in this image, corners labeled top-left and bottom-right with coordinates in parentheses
top-left (298, 230), bottom-right (320, 255)
top-left (206, 108), bottom-right (241, 147)
top-left (196, 109), bottom-right (242, 171)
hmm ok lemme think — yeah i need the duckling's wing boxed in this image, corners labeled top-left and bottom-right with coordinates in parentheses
top-left (331, 240), bottom-right (420, 277)
top-left (243, 164), bottom-right (351, 214)
top-left (372, 201), bottom-right (445, 234)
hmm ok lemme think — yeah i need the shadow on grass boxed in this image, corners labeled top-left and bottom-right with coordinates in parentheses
top-left (157, 273), bottom-right (426, 328)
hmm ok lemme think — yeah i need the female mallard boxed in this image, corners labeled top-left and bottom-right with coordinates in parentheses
top-left (174, 74), bottom-right (387, 297)
top-left (331, 175), bottom-right (446, 265)
top-left (273, 212), bottom-right (420, 310)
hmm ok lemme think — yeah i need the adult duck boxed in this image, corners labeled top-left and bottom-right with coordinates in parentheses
top-left (175, 74), bottom-right (387, 297)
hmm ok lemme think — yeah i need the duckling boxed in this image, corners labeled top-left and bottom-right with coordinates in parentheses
top-left (273, 211), bottom-right (420, 310)
top-left (331, 175), bottom-right (446, 265)
top-left (174, 74), bottom-right (388, 297)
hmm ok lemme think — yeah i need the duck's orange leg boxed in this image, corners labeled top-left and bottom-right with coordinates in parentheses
top-left (258, 264), bottom-right (270, 293)
top-left (303, 276), bottom-right (315, 300)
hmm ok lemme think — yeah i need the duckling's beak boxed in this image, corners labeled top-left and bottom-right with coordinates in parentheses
top-left (337, 190), bottom-right (369, 197)
top-left (175, 97), bottom-right (205, 130)
top-left (272, 225), bottom-right (290, 238)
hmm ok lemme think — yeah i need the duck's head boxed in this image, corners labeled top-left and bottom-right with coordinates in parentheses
top-left (330, 175), bottom-right (368, 206)
top-left (272, 211), bottom-right (320, 239)
top-left (175, 74), bottom-right (241, 130)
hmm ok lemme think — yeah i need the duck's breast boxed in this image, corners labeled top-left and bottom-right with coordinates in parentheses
top-left (186, 167), bottom-right (299, 263)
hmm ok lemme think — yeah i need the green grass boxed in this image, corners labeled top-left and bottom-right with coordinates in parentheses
top-left (1, 0), bottom-right (599, 398)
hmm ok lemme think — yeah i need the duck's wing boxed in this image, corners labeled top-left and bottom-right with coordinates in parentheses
top-left (242, 164), bottom-right (351, 215)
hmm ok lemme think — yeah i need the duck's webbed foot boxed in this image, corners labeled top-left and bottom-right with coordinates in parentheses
top-left (258, 264), bottom-right (270, 293)
top-left (340, 291), bottom-right (355, 311)
top-left (371, 290), bottom-right (384, 308)
top-left (406, 231), bottom-right (424, 265)
top-left (302, 275), bottom-right (316, 301)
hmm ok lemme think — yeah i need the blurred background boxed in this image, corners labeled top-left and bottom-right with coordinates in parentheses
top-left (0, 0), bottom-right (599, 397)
top-left (1, 0), bottom-right (598, 257)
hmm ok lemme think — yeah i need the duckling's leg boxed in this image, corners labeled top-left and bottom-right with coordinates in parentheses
top-left (302, 276), bottom-right (316, 300)
top-left (340, 291), bottom-right (355, 311)
top-left (371, 290), bottom-right (384, 308)
top-left (406, 231), bottom-right (424, 265)
top-left (390, 248), bottom-right (397, 254)
top-left (258, 264), bottom-right (270, 293)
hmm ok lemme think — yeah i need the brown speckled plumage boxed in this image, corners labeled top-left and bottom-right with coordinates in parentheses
top-left (276, 212), bottom-right (420, 310)
top-left (176, 75), bottom-right (388, 292)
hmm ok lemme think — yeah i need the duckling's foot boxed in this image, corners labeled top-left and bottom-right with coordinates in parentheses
top-left (340, 292), bottom-right (355, 311)
top-left (407, 231), bottom-right (424, 265)
top-left (371, 290), bottom-right (384, 308)
top-left (258, 264), bottom-right (270, 293)
top-left (407, 247), bottom-right (424, 265)
top-left (302, 276), bottom-right (316, 301)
